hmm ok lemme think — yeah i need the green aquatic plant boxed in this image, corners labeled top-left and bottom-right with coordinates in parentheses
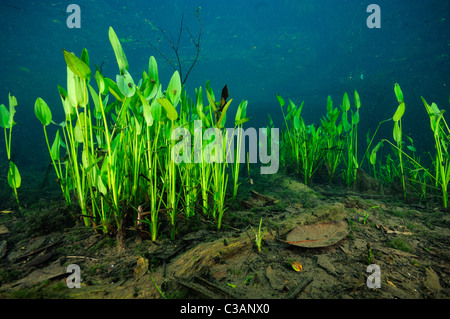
top-left (277, 95), bottom-right (325, 184)
top-left (341, 90), bottom-right (361, 187)
top-left (369, 84), bottom-right (407, 197)
top-left (230, 100), bottom-right (249, 200)
top-left (369, 84), bottom-right (450, 205)
top-left (421, 96), bottom-right (450, 207)
top-left (33, 27), bottom-right (246, 240)
top-left (392, 83), bottom-right (407, 197)
top-left (0, 94), bottom-right (21, 207)
top-left (320, 95), bottom-right (344, 182)
top-left (250, 217), bottom-right (266, 253)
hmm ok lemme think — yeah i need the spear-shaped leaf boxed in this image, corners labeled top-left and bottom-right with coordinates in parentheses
top-left (394, 83), bottom-right (404, 104)
top-left (63, 49), bottom-right (91, 80)
top-left (108, 26), bottom-right (129, 72)
top-left (157, 98), bottom-right (178, 121)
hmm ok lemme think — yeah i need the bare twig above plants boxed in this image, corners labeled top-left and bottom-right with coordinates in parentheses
top-left (148, 7), bottom-right (202, 85)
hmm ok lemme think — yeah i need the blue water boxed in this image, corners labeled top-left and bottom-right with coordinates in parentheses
top-left (1, 0), bottom-right (449, 176)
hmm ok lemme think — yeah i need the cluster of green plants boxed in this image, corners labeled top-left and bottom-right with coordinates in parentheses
top-left (3, 26), bottom-right (449, 249)
top-left (277, 90), bottom-right (361, 186)
top-left (33, 27), bottom-right (249, 240)
top-left (369, 84), bottom-right (450, 207)
top-left (0, 94), bottom-right (21, 208)
top-left (277, 83), bottom-right (450, 207)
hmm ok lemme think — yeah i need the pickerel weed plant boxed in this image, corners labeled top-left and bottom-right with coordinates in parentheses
top-left (341, 90), bottom-right (361, 187)
top-left (277, 95), bottom-right (326, 184)
top-left (369, 83), bottom-right (450, 206)
top-left (320, 95), bottom-right (345, 182)
top-left (421, 96), bottom-right (450, 207)
top-left (0, 94), bottom-right (21, 207)
top-left (34, 26), bottom-right (248, 241)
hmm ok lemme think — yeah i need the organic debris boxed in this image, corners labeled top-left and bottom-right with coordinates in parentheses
top-left (282, 219), bottom-right (349, 248)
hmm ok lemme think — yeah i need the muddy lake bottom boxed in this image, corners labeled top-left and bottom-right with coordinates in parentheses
top-left (0, 171), bottom-right (449, 302)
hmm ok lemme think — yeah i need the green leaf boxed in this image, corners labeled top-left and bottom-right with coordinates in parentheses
top-left (139, 92), bottom-right (154, 126)
top-left (407, 145), bottom-right (416, 152)
top-left (342, 92), bottom-right (350, 112)
top-left (104, 77), bottom-right (125, 102)
top-left (109, 26), bottom-right (129, 72)
top-left (206, 89), bottom-right (217, 112)
top-left (9, 93), bottom-right (17, 109)
top-left (326, 95), bottom-right (333, 114)
top-left (430, 102), bottom-right (441, 117)
top-left (151, 98), bottom-right (162, 122)
top-left (393, 102), bottom-right (405, 122)
top-left (148, 56), bottom-right (159, 85)
top-left (351, 110), bottom-right (360, 125)
top-left (116, 69), bottom-right (136, 97)
top-left (81, 149), bottom-right (89, 169)
top-left (58, 85), bottom-right (75, 118)
top-left (35, 98), bottom-right (52, 126)
top-left (354, 90), bottom-right (361, 109)
top-left (393, 121), bottom-right (402, 143)
top-left (342, 113), bottom-right (351, 132)
top-left (96, 170), bottom-right (107, 195)
top-left (166, 71), bottom-right (182, 107)
top-left (370, 141), bottom-right (383, 165)
top-left (235, 100), bottom-right (248, 124)
top-left (394, 83), bottom-right (404, 104)
top-left (293, 116), bottom-right (301, 131)
top-left (50, 130), bottom-right (61, 160)
top-left (80, 48), bottom-right (89, 67)
top-left (235, 117), bottom-right (250, 126)
top-left (195, 87), bottom-right (204, 114)
top-left (216, 98), bottom-right (233, 128)
top-left (0, 94), bottom-right (17, 129)
top-left (143, 77), bottom-right (158, 100)
top-left (276, 94), bottom-right (285, 107)
top-left (94, 70), bottom-right (106, 94)
top-left (7, 161), bottom-right (21, 189)
top-left (369, 149), bottom-right (377, 165)
top-left (63, 49), bottom-right (91, 80)
top-left (74, 112), bottom-right (86, 143)
top-left (157, 98), bottom-right (178, 121)
top-left (0, 104), bottom-right (10, 129)
top-left (67, 65), bottom-right (87, 108)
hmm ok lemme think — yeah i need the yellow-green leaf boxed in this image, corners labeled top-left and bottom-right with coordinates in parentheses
top-left (206, 88), bottom-right (217, 112)
top-left (393, 121), bottom-right (402, 143)
top-left (109, 27), bottom-right (129, 72)
top-left (354, 90), bottom-right (361, 109)
top-left (393, 102), bottom-right (405, 122)
top-left (34, 98), bottom-right (52, 126)
top-left (216, 98), bottom-right (233, 128)
top-left (63, 49), bottom-right (91, 80)
top-left (7, 161), bottom-right (21, 189)
top-left (394, 83), bottom-right (404, 104)
top-left (343, 92), bottom-right (350, 112)
top-left (157, 98), bottom-right (178, 121)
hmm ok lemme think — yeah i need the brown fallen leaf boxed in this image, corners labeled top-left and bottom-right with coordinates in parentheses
top-left (283, 219), bottom-right (349, 248)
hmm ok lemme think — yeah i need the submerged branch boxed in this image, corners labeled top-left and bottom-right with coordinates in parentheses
top-left (148, 8), bottom-right (202, 85)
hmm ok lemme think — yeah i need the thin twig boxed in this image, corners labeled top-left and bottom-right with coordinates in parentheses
top-left (183, 10), bottom-right (202, 84)
top-left (148, 8), bottom-right (202, 85)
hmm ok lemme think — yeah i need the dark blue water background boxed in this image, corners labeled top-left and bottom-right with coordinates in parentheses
top-left (0, 0), bottom-right (449, 186)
